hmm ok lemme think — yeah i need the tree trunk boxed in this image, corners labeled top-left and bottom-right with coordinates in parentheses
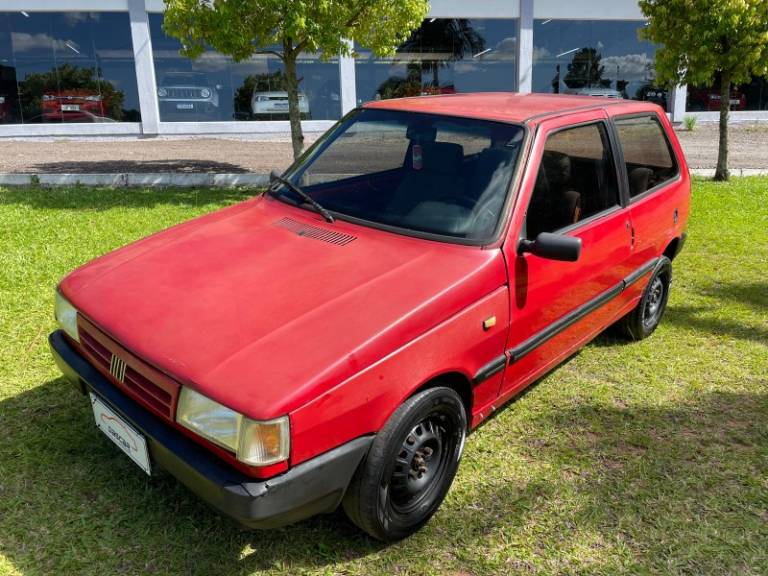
top-left (283, 40), bottom-right (305, 160)
top-left (714, 71), bottom-right (730, 181)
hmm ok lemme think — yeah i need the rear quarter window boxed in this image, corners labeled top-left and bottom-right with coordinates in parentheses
top-left (614, 115), bottom-right (679, 198)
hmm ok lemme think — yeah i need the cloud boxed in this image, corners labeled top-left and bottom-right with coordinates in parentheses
top-left (63, 13), bottom-right (100, 27)
top-left (533, 46), bottom-right (552, 63)
top-left (600, 53), bottom-right (654, 80)
top-left (11, 33), bottom-right (71, 53)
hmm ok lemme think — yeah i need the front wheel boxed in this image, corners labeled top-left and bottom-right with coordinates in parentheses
top-left (619, 256), bottom-right (672, 340)
top-left (342, 387), bottom-right (467, 541)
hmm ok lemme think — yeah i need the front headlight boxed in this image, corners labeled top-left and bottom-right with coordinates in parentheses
top-left (176, 387), bottom-right (290, 465)
top-left (157, 87), bottom-right (168, 97)
top-left (200, 88), bottom-right (211, 98)
top-left (54, 291), bottom-right (79, 342)
top-left (177, 387), bottom-right (242, 451)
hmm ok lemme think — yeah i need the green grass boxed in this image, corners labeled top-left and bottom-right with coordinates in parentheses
top-left (0, 180), bottom-right (766, 576)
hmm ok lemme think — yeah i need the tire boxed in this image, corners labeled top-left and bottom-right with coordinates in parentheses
top-left (342, 386), bottom-right (467, 541)
top-left (619, 256), bottom-right (672, 340)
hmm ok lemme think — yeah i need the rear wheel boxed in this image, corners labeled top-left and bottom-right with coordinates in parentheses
top-left (342, 387), bottom-right (466, 541)
top-left (619, 256), bottom-right (672, 340)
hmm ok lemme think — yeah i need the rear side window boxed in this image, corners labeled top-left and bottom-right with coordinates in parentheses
top-left (614, 115), bottom-right (678, 198)
top-left (526, 122), bottom-right (619, 239)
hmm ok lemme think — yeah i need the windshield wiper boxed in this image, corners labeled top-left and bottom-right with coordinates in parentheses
top-left (268, 171), bottom-right (334, 224)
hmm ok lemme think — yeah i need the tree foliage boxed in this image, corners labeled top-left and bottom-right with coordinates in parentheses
top-left (163, 0), bottom-right (429, 158)
top-left (639, 0), bottom-right (768, 180)
top-left (563, 48), bottom-right (609, 90)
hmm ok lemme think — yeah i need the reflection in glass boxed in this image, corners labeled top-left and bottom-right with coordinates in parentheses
top-left (149, 14), bottom-right (340, 122)
top-left (355, 19), bottom-right (518, 104)
top-left (686, 74), bottom-right (767, 111)
top-left (0, 12), bottom-right (140, 124)
top-left (532, 20), bottom-right (664, 109)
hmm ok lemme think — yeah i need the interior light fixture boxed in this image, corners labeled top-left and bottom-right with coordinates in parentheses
top-left (556, 47), bottom-right (580, 58)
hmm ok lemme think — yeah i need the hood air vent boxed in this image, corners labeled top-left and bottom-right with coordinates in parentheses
top-left (274, 217), bottom-right (356, 246)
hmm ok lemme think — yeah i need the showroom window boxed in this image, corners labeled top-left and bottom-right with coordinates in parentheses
top-left (149, 14), bottom-right (341, 122)
top-left (532, 20), bottom-right (663, 109)
top-left (686, 74), bottom-right (768, 112)
top-left (0, 12), bottom-right (140, 124)
top-left (355, 19), bottom-right (518, 105)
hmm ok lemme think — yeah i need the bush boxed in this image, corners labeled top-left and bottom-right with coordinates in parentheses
top-left (684, 115), bottom-right (697, 131)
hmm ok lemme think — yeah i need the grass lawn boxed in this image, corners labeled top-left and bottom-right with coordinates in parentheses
top-left (0, 180), bottom-right (766, 576)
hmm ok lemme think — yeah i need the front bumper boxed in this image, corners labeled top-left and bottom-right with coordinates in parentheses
top-left (49, 330), bottom-right (372, 528)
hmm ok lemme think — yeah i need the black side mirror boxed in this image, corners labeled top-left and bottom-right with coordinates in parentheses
top-left (518, 232), bottom-right (582, 262)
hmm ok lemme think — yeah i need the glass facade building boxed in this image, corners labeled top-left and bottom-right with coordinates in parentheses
top-left (0, 12), bottom-right (140, 124)
top-left (0, 0), bottom-right (765, 136)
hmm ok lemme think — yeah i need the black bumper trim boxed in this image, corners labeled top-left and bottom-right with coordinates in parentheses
top-left (49, 330), bottom-right (373, 528)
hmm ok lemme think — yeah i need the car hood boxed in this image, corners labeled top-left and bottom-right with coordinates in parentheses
top-left (61, 196), bottom-right (506, 418)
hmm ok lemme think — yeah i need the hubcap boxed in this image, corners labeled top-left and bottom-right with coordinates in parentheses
top-left (643, 276), bottom-right (665, 327)
top-left (390, 418), bottom-right (448, 512)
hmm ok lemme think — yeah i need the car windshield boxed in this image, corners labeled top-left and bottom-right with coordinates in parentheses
top-left (278, 108), bottom-right (525, 242)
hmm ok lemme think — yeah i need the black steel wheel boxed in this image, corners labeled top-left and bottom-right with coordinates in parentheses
top-left (343, 387), bottom-right (467, 541)
top-left (619, 256), bottom-right (672, 340)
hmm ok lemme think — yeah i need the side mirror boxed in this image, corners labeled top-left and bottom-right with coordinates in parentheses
top-left (518, 232), bottom-right (582, 262)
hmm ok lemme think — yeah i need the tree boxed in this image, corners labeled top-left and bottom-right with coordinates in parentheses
top-left (398, 19), bottom-right (485, 92)
top-left (163, 0), bottom-right (429, 159)
top-left (564, 47), bottom-right (609, 90)
top-left (639, 0), bottom-right (768, 180)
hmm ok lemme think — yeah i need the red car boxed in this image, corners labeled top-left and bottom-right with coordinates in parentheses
top-left (50, 93), bottom-right (690, 541)
top-left (42, 90), bottom-right (106, 122)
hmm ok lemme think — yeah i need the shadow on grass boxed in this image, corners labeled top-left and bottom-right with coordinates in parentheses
top-left (0, 185), bottom-right (256, 211)
top-left (665, 304), bottom-right (768, 344)
top-left (697, 280), bottom-right (768, 312)
top-left (2, 378), bottom-right (766, 574)
top-left (29, 159), bottom-right (249, 174)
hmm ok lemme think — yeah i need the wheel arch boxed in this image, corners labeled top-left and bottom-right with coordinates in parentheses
top-left (411, 371), bottom-right (473, 428)
top-left (663, 235), bottom-right (684, 261)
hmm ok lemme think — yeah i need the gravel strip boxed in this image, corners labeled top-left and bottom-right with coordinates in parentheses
top-left (0, 124), bottom-right (765, 174)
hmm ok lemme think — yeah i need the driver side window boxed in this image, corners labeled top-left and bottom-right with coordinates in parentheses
top-left (526, 122), bottom-right (619, 240)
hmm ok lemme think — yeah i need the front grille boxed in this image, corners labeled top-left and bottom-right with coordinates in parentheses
top-left (78, 316), bottom-right (180, 420)
top-left (165, 87), bottom-right (203, 99)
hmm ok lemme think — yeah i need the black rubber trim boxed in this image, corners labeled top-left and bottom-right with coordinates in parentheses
top-left (508, 257), bottom-right (660, 363)
top-left (674, 232), bottom-right (687, 257)
top-left (48, 331), bottom-right (373, 528)
top-left (472, 355), bottom-right (508, 385)
top-left (623, 257), bottom-right (659, 288)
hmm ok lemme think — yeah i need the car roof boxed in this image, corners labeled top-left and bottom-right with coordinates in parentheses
top-left (363, 92), bottom-right (661, 124)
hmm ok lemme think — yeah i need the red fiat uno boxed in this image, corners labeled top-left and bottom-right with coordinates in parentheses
top-left (50, 93), bottom-right (690, 541)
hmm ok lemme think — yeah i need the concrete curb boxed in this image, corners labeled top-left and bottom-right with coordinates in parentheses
top-left (0, 170), bottom-right (766, 188)
top-left (689, 168), bottom-right (768, 177)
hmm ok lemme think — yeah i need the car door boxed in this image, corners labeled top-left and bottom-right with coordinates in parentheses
top-left (612, 112), bottom-right (690, 277)
top-left (497, 110), bottom-right (633, 401)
